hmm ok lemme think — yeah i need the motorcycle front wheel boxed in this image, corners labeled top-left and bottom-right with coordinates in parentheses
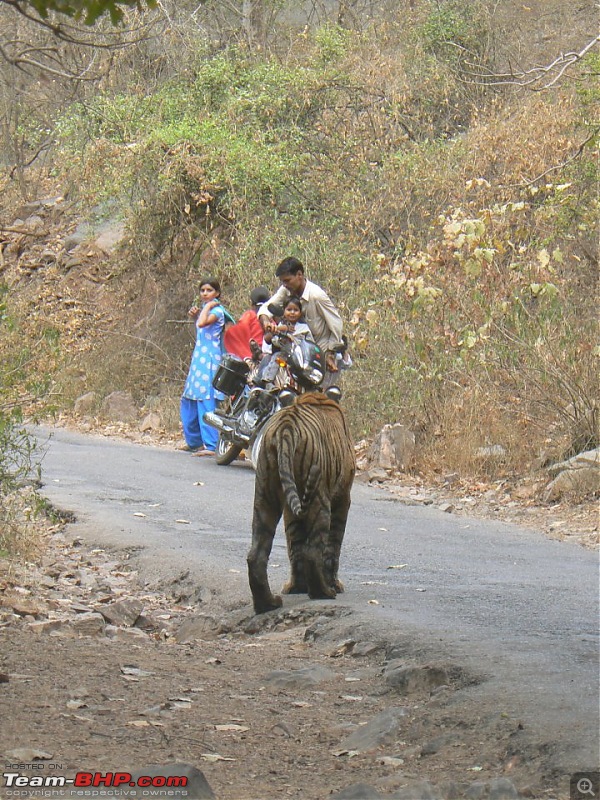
top-left (215, 433), bottom-right (244, 466)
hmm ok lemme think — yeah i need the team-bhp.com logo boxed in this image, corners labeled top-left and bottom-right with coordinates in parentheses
top-left (3, 772), bottom-right (189, 796)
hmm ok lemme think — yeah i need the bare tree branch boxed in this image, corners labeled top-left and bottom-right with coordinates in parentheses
top-left (461, 34), bottom-right (600, 90)
top-left (0, 1), bottom-right (162, 86)
top-left (501, 129), bottom-right (600, 189)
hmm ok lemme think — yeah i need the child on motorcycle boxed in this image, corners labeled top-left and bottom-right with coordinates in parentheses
top-left (258, 296), bottom-right (314, 384)
top-left (264, 296), bottom-right (313, 346)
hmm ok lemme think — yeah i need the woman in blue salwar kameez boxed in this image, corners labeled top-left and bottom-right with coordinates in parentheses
top-left (180, 278), bottom-right (225, 456)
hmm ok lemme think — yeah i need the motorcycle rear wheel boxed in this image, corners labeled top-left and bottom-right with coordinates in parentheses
top-left (215, 434), bottom-right (244, 466)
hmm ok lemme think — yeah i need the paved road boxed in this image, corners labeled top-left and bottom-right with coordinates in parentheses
top-left (35, 426), bottom-right (599, 774)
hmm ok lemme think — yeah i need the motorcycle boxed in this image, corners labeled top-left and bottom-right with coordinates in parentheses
top-left (203, 330), bottom-right (337, 467)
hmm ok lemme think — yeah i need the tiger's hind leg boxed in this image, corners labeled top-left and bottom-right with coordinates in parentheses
top-left (247, 488), bottom-right (283, 614)
top-left (304, 502), bottom-right (337, 601)
top-left (281, 510), bottom-right (307, 595)
top-left (325, 491), bottom-right (351, 594)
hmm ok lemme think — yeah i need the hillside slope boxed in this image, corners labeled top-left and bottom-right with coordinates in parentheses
top-left (0, 0), bottom-right (597, 494)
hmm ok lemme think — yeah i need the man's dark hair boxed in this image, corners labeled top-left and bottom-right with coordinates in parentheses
top-left (275, 256), bottom-right (304, 278)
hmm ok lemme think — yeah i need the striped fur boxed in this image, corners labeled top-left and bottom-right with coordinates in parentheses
top-left (247, 392), bottom-right (356, 614)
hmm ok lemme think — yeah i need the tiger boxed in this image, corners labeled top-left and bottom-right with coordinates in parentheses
top-left (247, 391), bottom-right (356, 614)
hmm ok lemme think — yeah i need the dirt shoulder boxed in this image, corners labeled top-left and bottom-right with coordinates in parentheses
top-left (0, 521), bottom-right (583, 800)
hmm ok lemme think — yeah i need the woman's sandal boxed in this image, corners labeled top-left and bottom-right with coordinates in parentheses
top-left (193, 449), bottom-right (215, 457)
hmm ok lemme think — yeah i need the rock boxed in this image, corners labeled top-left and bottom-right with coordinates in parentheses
top-left (101, 391), bottom-right (138, 423)
top-left (543, 467), bottom-right (600, 501)
top-left (420, 733), bottom-right (456, 755)
top-left (135, 612), bottom-right (167, 633)
top-left (438, 502), bottom-right (455, 513)
top-left (127, 764), bottom-right (215, 799)
top-left (542, 447), bottom-right (599, 500)
top-left (488, 778), bottom-right (520, 799)
top-left (14, 201), bottom-right (43, 218)
top-left (511, 483), bottom-right (542, 500)
top-left (15, 196), bottom-right (63, 218)
top-left (140, 412), bottom-right (162, 432)
top-left (475, 445), bottom-right (507, 460)
top-left (390, 780), bottom-right (440, 799)
top-left (384, 663), bottom-right (449, 694)
top-left (338, 707), bottom-right (408, 752)
top-left (265, 664), bottom-right (336, 690)
top-left (94, 220), bottom-right (126, 254)
top-left (23, 214), bottom-right (45, 231)
top-left (64, 226), bottom-right (92, 251)
top-left (39, 249), bottom-right (57, 265)
top-left (28, 619), bottom-right (70, 634)
top-left (331, 784), bottom-right (382, 799)
top-left (351, 641), bottom-right (382, 658)
top-left (174, 615), bottom-right (220, 643)
top-left (6, 598), bottom-right (45, 617)
top-left (356, 468), bottom-right (389, 484)
top-left (329, 639), bottom-right (356, 657)
top-left (105, 626), bottom-right (150, 642)
top-left (547, 447), bottom-right (599, 475)
top-left (438, 782), bottom-right (468, 799)
top-left (74, 392), bottom-right (97, 416)
top-left (466, 782), bottom-right (488, 799)
top-left (100, 598), bottom-right (144, 627)
top-left (70, 602), bottom-right (94, 613)
top-left (5, 748), bottom-right (53, 762)
top-left (443, 472), bottom-right (460, 486)
top-left (368, 423), bottom-right (416, 471)
top-left (69, 612), bottom-right (106, 637)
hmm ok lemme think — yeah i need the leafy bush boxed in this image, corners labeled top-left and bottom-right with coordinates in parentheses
top-left (42, 18), bottom-right (596, 482)
top-left (0, 409), bottom-right (36, 502)
top-left (420, 0), bottom-right (489, 62)
top-left (0, 307), bottom-right (41, 556)
top-left (344, 188), bottom-right (598, 471)
top-left (314, 24), bottom-right (351, 65)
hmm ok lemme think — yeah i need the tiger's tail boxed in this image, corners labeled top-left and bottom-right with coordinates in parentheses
top-left (278, 427), bottom-right (320, 518)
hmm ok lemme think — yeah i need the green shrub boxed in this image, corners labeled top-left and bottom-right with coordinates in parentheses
top-left (314, 24), bottom-right (351, 64)
top-left (420, 0), bottom-right (488, 61)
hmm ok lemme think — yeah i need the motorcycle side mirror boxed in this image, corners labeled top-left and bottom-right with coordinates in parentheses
top-left (278, 388), bottom-right (297, 407)
top-left (325, 386), bottom-right (342, 403)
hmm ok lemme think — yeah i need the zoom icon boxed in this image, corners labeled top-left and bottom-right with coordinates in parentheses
top-left (571, 772), bottom-right (600, 800)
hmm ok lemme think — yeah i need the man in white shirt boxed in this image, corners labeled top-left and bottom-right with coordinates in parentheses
top-left (258, 256), bottom-right (344, 389)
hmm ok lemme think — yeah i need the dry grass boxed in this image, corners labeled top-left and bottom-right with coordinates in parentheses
top-left (0, 489), bottom-right (49, 561)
